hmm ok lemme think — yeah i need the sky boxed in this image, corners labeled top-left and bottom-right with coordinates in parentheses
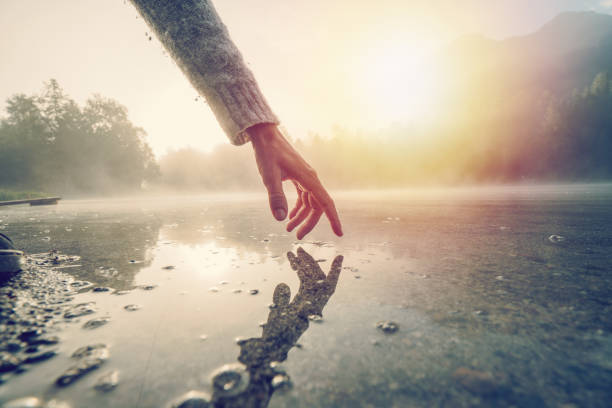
top-left (1, 0), bottom-right (611, 157)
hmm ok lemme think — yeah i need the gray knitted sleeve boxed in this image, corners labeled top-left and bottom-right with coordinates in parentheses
top-left (130, 0), bottom-right (279, 145)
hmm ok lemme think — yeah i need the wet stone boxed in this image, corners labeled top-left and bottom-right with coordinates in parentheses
top-left (26, 336), bottom-right (60, 346)
top-left (83, 317), bottom-right (110, 330)
top-left (170, 391), bottom-right (212, 408)
top-left (94, 370), bottom-right (119, 392)
top-left (162, 265), bottom-right (175, 270)
top-left (271, 373), bottom-right (293, 392)
top-left (0, 352), bottom-right (21, 373)
top-left (376, 320), bottom-right (399, 334)
top-left (92, 287), bottom-right (111, 293)
top-left (308, 314), bottom-right (323, 323)
top-left (249, 289), bottom-right (259, 295)
top-left (71, 344), bottom-right (110, 360)
top-left (64, 303), bottom-right (96, 319)
top-left (2, 396), bottom-right (43, 408)
top-left (211, 363), bottom-right (250, 397)
top-left (56, 357), bottom-right (104, 387)
top-left (18, 328), bottom-right (45, 341)
top-left (124, 304), bottom-right (141, 312)
top-left (23, 349), bottom-right (57, 364)
top-left (139, 284), bottom-right (157, 291)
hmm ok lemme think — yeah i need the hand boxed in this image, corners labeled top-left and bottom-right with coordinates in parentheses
top-left (247, 123), bottom-right (343, 240)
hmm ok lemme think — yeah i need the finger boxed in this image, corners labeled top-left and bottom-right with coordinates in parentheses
top-left (261, 165), bottom-right (288, 221)
top-left (287, 191), bottom-right (310, 232)
top-left (296, 247), bottom-right (325, 280)
top-left (272, 283), bottom-right (291, 306)
top-left (287, 251), bottom-right (298, 271)
top-left (326, 255), bottom-right (343, 290)
top-left (298, 175), bottom-right (343, 237)
top-left (296, 208), bottom-right (323, 241)
top-left (289, 182), bottom-right (303, 219)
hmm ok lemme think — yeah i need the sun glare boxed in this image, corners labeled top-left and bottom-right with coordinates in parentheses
top-left (359, 43), bottom-right (442, 126)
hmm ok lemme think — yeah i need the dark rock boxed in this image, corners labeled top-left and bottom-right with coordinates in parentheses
top-left (0, 352), bottom-right (21, 373)
top-left (23, 349), bottom-right (57, 364)
top-left (170, 391), bottom-right (212, 408)
top-left (376, 321), bottom-right (399, 334)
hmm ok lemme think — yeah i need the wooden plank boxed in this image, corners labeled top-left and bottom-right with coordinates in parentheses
top-left (0, 197), bottom-right (61, 207)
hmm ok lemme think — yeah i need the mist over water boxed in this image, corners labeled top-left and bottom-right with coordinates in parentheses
top-left (0, 184), bottom-right (611, 407)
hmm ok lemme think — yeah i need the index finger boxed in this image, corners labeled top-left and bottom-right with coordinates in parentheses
top-left (299, 175), bottom-right (343, 237)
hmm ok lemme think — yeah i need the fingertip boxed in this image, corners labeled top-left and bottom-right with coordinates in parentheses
top-left (273, 208), bottom-right (287, 221)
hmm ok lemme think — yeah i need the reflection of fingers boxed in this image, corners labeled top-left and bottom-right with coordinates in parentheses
top-left (297, 247), bottom-right (324, 279)
top-left (273, 283), bottom-right (291, 306)
top-left (296, 209), bottom-right (323, 241)
top-left (287, 192), bottom-right (310, 232)
top-left (286, 251), bottom-right (298, 271)
top-left (326, 255), bottom-right (343, 289)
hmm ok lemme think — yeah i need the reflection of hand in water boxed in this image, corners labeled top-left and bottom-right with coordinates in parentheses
top-left (239, 248), bottom-right (343, 367)
top-left (212, 248), bottom-right (342, 407)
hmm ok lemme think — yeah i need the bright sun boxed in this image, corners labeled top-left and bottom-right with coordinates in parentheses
top-left (359, 44), bottom-right (442, 126)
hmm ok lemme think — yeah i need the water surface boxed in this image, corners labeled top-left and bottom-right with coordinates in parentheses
top-left (1, 185), bottom-right (611, 407)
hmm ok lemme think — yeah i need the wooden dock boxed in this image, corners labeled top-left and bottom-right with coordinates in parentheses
top-left (0, 197), bottom-right (61, 207)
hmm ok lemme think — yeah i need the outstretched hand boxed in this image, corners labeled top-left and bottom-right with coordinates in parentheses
top-left (247, 123), bottom-right (343, 240)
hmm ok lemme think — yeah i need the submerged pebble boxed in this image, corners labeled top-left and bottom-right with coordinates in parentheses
top-left (23, 350), bottom-right (57, 364)
top-left (271, 373), bottom-right (293, 392)
top-left (308, 314), bottom-right (323, 323)
top-left (248, 289), bottom-right (259, 295)
top-left (376, 321), bottom-right (399, 334)
top-left (0, 352), bottom-right (21, 373)
top-left (162, 265), bottom-right (175, 270)
top-left (57, 344), bottom-right (110, 387)
top-left (92, 287), bottom-right (111, 293)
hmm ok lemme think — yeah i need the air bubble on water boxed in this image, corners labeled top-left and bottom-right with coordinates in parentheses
top-left (210, 363), bottom-right (250, 397)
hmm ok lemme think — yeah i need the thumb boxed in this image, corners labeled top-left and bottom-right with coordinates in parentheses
top-left (263, 168), bottom-right (288, 221)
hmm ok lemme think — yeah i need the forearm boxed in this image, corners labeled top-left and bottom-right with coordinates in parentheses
top-left (130, 0), bottom-right (278, 145)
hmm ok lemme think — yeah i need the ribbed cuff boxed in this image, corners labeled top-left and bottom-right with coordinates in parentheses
top-left (214, 81), bottom-right (279, 145)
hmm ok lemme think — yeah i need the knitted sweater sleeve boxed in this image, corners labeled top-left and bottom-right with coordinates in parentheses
top-left (130, 0), bottom-right (279, 145)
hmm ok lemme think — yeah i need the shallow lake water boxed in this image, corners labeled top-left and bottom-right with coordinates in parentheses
top-left (1, 185), bottom-right (611, 407)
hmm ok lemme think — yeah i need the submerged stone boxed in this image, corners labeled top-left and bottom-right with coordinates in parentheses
top-left (452, 367), bottom-right (501, 396)
top-left (71, 344), bottom-right (109, 360)
top-left (92, 287), bottom-right (111, 293)
top-left (271, 373), bottom-right (293, 392)
top-left (376, 321), bottom-right (399, 334)
top-left (248, 289), bottom-right (259, 295)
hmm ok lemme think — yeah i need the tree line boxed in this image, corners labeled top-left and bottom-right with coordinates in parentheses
top-left (0, 80), bottom-right (158, 194)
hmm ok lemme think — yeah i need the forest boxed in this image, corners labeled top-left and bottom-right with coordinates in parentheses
top-left (0, 79), bottom-right (158, 194)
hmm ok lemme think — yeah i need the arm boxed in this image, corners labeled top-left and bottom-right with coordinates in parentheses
top-left (130, 0), bottom-right (342, 238)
